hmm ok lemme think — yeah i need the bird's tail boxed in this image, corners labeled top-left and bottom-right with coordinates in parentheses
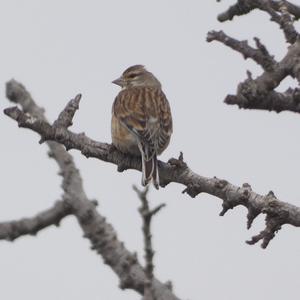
top-left (141, 154), bottom-right (159, 189)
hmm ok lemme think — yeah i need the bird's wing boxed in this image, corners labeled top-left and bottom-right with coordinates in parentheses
top-left (157, 90), bottom-right (173, 153)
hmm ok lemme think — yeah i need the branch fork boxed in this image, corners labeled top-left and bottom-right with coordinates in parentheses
top-left (208, 1), bottom-right (300, 114)
top-left (4, 80), bottom-right (300, 248)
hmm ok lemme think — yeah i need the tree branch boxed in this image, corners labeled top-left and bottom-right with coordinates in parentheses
top-left (3, 79), bottom-right (180, 300)
top-left (270, 0), bottom-right (300, 20)
top-left (207, 30), bottom-right (276, 71)
top-left (0, 200), bottom-right (72, 241)
top-left (4, 80), bottom-right (300, 249)
top-left (210, 1), bottom-right (300, 113)
top-left (218, 0), bottom-right (300, 44)
top-left (224, 86), bottom-right (300, 112)
top-left (217, 0), bottom-right (299, 21)
top-left (134, 186), bottom-right (166, 300)
top-left (207, 29), bottom-right (300, 113)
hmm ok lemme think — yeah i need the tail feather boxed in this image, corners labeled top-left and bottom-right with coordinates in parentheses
top-left (141, 154), bottom-right (159, 189)
top-left (152, 155), bottom-right (159, 189)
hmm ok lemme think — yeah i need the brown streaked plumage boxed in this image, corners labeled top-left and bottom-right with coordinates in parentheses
top-left (111, 65), bottom-right (173, 188)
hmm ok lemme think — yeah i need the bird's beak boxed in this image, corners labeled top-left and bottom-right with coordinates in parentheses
top-left (112, 77), bottom-right (123, 87)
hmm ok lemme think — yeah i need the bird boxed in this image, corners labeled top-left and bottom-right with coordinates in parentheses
top-left (111, 65), bottom-right (173, 189)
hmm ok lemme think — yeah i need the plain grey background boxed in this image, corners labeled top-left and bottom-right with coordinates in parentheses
top-left (1, 1), bottom-right (300, 299)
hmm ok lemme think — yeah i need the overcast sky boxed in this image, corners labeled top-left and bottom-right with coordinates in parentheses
top-left (1, 1), bottom-right (300, 299)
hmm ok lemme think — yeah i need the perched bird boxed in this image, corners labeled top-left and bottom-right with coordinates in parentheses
top-left (111, 65), bottom-right (173, 189)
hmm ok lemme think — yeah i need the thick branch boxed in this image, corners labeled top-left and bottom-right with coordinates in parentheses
top-left (4, 80), bottom-right (180, 300)
top-left (4, 80), bottom-right (300, 248)
top-left (0, 200), bottom-right (72, 241)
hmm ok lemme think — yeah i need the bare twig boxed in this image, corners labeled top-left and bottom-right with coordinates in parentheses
top-left (4, 80), bottom-right (300, 248)
top-left (217, 0), bottom-right (300, 43)
top-left (271, 0), bottom-right (300, 20)
top-left (208, 0), bottom-right (300, 113)
top-left (53, 94), bottom-right (81, 129)
top-left (207, 31), bottom-right (300, 113)
top-left (207, 31), bottom-right (276, 71)
top-left (0, 200), bottom-right (72, 241)
top-left (133, 186), bottom-right (166, 300)
top-left (3, 79), bottom-right (181, 300)
top-left (224, 87), bottom-right (300, 113)
top-left (265, 1), bottom-right (299, 44)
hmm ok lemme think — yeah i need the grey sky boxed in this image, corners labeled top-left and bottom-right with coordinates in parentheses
top-left (1, 1), bottom-right (300, 299)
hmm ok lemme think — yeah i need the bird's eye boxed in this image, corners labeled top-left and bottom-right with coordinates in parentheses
top-left (128, 73), bottom-right (138, 79)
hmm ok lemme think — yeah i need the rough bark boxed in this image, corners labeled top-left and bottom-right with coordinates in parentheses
top-left (207, 31), bottom-right (276, 72)
top-left (134, 186), bottom-right (166, 300)
top-left (0, 200), bottom-right (72, 241)
top-left (218, 0), bottom-right (300, 44)
top-left (3, 79), bottom-right (180, 300)
top-left (4, 80), bottom-right (300, 249)
top-left (208, 0), bottom-right (300, 114)
top-left (3, 1), bottom-right (300, 299)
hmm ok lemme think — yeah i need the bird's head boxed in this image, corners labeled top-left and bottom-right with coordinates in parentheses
top-left (112, 65), bottom-right (161, 89)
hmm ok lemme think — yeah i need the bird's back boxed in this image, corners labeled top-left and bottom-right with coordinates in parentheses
top-left (112, 86), bottom-right (172, 155)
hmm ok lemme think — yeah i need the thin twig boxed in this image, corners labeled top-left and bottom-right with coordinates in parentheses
top-left (0, 200), bottom-right (72, 241)
top-left (207, 27), bottom-right (300, 113)
top-left (133, 185), bottom-right (166, 300)
top-left (217, 0), bottom-right (300, 43)
top-left (207, 30), bottom-right (276, 71)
